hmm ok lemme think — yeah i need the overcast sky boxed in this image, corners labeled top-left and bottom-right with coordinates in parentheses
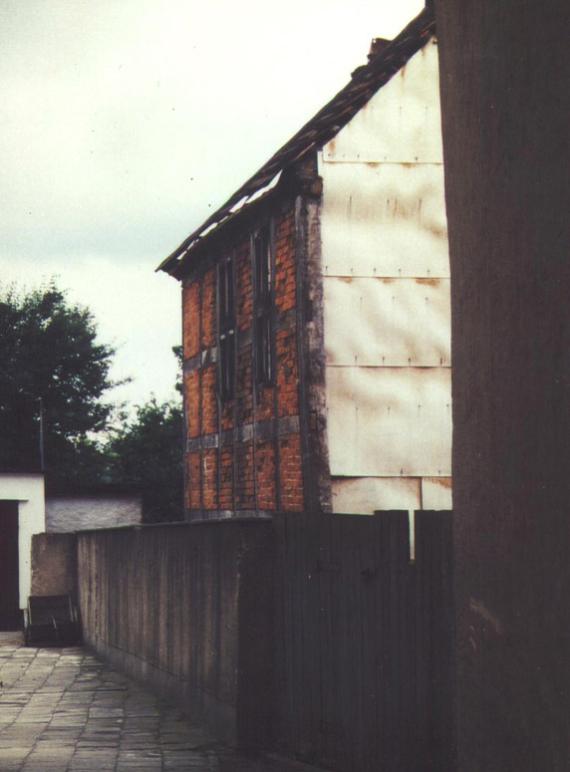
top-left (1, 0), bottom-right (423, 410)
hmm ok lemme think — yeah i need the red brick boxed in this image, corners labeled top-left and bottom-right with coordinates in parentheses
top-left (236, 240), bottom-right (252, 332)
top-left (181, 205), bottom-right (304, 516)
top-left (202, 449), bottom-right (217, 510)
top-left (186, 452), bottom-right (201, 510)
top-left (201, 365), bottom-right (217, 435)
top-left (183, 281), bottom-right (200, 359)
top-left (255, 441), bottom-right (276, 510)
top-left (279, 434), bottom-right (304, 511)
top-left (221, 401), bottom-right (234, 431)
top-left (276, 329), bottom-right (299, 417)
top-left (255, 383), bottom-right (274, 422)
top-left (236, 346), bottom-right (253, 425)
top-left (219, 448), bottom-right (234, 510)
top-left (236, 441), bottom-right (255, 509)
top-left (184, 371), bottom-right (200, 438)
top-left (201, 268), bottom-right (216, 348)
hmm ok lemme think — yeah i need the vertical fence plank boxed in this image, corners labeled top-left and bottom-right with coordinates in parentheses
top-left (415, 510), bottom-right (454, 771)
top-left (273, 509), bottom-right (453, 772)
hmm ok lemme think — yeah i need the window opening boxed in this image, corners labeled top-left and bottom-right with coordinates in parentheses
top-left (218, 256), bottom-right (235, 400)
top-left (253, 225), bottom-right (274, 387)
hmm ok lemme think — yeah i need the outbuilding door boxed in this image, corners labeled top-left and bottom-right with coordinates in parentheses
top-left (0, 501), bottom-right (20, 629)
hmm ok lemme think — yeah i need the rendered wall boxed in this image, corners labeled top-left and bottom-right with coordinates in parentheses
top-left (319, 40), bottom-right (452, 514)
top-left (45, 496), bottom-right (142, 532)
top-left (0, 473), bottom-right (45, 608)
top-left (436, 1), bottom-right (570, 769)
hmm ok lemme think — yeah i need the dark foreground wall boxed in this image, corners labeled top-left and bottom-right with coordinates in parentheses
top-left (436, 1), bottom-right (570, 770)
top-left (273, 511), bottom-right (454, 772)
top-left (77, 521), bottom-right (275, 746)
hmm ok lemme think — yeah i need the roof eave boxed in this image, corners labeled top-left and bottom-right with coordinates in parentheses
top-left (158, 6), bottom-right (435, 278)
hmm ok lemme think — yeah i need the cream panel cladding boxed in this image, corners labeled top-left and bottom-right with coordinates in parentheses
top-left (320, 162), bottom-right (448, 278)
top-left (326, 366), bottom-right (452, 477)
top-left (331, 476), bottom-right (421, 515)
top-left (324, 277), bottom-right (450, 367)
top-left (421, 477), bottom-right (453, 510)
top-left (322, 41), bottom-right (442, 164)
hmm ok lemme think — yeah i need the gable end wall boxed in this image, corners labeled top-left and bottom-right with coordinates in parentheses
top-left (319, 40), bottom-right (452, 515)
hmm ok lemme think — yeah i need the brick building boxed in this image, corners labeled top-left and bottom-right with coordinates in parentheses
top-left (159, 7), bottom-right (451, 521)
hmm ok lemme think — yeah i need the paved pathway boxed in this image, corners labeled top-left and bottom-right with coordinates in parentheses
top-left (0, 633), bottom-right (316, 772)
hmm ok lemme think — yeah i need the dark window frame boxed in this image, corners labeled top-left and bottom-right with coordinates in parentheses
top-left (217, 255), bottom-right (236, 401)
top-left (253, 222), bottom-right (275, 389)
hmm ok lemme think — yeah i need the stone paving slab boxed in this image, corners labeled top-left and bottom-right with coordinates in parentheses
top-left (0, 633), bottom-right (322, 772)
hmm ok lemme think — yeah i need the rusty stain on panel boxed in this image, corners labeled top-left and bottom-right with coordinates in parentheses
top-left (320, 162), bottom-right (448, 278)
top-left (319, 36), bottom-right (450, 513)
top-left (422, 477), bottom-right (453, 510)
top-left (331, 476), bottom-right (420, 514)
top-left (324, 277), bottom-right (450, 367)
top-left (322, 42), bottom-right (442, 165)
top-left (415, 277), bottom-right (439, 286)
top-left (326, 367), bottom-right (452, 478)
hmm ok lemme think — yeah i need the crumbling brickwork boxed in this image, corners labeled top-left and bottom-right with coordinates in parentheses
top-left (181, 200), bottom-right (305, 517)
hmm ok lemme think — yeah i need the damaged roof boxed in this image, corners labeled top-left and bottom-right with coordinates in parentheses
top-left (159, 6), bottom-right (435, 276)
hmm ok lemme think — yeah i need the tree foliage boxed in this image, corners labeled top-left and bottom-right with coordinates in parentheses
top-left (0, 281), bottom-right (184, 521)
top-left (0, 283), bottom-right (118, 485)
top-left (106, 398), bottom-right (183, 523)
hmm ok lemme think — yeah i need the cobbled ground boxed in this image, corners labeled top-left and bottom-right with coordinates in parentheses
top-left (0, 633), bottom-right (316, 772)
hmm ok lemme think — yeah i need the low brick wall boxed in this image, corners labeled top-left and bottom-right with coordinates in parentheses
top-left (76, 521), bottom-right (275, 747)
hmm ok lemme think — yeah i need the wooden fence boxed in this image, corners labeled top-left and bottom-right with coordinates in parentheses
top-left (272, 510), bottom-right (454, 772)
top-left (67, 509), bottom-right (453, 770)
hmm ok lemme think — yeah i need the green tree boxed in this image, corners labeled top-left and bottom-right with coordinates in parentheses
top-left (0, 282), bottom-right (119, 486)
top-left (106, 398), bottom-right (183, 522)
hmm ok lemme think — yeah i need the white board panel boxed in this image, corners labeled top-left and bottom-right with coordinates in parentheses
top-left (320, 161), bottom-right (448, 278)
top-left (327, 366), bottom-right (452, 477)
top-left (322, 41), bottom-right (443, 164)
top-left (0, 473), bottom-right (45, 609)
top-left (421, 477), bottom-right (453, 510)
top-left (324, 277), bottom-right (450, 367)
top-left (331, 476), bottom-right (420, 514)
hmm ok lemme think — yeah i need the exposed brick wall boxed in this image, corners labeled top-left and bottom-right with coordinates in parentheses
top-left (187, 452), bottom-right (201, 510)
top-left (221, 401), bottom-right (233, 432)
top-left (183, 281), bottom-right (200, 359)
top-left (255, 441), bottom-right (276, 510)
top-left (236, 442), bottom-right (255, 509)
top-left (201, 268), bottom-right (216, 348)
top-left (201, 365), bottom-right (217, 435)
top-left (279, 434), bottom-right (304, 511)
top-left (255, 384), bottom-right (274, 423)
top-left (220, 449), bottom-right (234, 510)
top-left (275, 211), bottom-right (296, 313)
top-left (276, 328), bottom-right (299, 418)
top-left (184, 370), bottom-right (200, 439)
top-left (181, 201), bottom-right (305, 517)
top-left (236, 241), bottom-right (252, 332)
top-left (202, 449), bottom-right (218, 510)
